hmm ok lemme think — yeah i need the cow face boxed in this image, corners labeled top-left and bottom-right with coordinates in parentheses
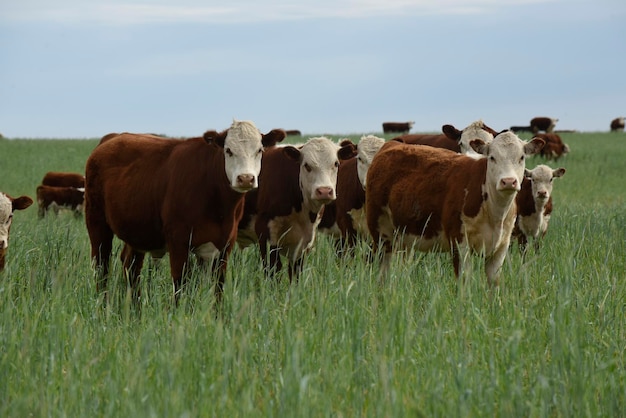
top-left (283, 137), bottom-right (341, 212)
top-left (0, 193), bottom-right (33, 270)
top-left (471, 132), bottom-right (545, 193)
top-left (356, 135), bottom-right (386, 189)
top-left (222, 120), bottom-right (265, 192)
top-left (459, 120), bottom-right (495, 158)
top-left (524, 165), bottom-right (566, 203)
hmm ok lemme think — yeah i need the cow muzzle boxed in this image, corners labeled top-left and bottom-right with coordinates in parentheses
top-left (498, 177), bottom-right (519, 191)
top-left (314, 187), bottom-right (335, 203)
top-left (536, 191), bottom-right (549, 200)
top-left (234, 174), bottom-right (257, 192)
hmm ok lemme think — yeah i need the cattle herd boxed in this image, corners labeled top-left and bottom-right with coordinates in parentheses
top-left (6, 113), bottom-right (618, 306)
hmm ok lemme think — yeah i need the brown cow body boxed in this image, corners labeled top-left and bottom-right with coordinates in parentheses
top-left (610, 117), bottom-right (625, 132)
top-left (42, 171), bottom-right (85, 189)
top-left (393, 133), bottom-right (460, 152)
top-left (535, 133), bottom-right (570, 160)
top-left (366, 132), bottom-right (544, 284)
top-left (382, 121), bottom-right (414, 134)
top-left (85, 121), bottom-right (285, 302)
top-left (530, 117), bottom-right (558, 134)
top-left (36, 185), bottom-right (84, 218)
top-left (0, 192), bottom-right (33, 270)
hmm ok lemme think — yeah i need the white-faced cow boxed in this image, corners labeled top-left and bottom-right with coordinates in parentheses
top-left (530, 117), bottom-right (558, 134)
top-left (37, 185), bottom-right (85, 218)
top-left (610, 117), bottom-right (625, 132)
top-left (84, 120), bottom-right (286, 303)
top-left (366, 131), bottom-right (544, 285)
top-left (0, 192), bottom-right (33, 271)
top-left (513, 164), bottom-right (566, 252)
top-left (237, 137), bottom-right (356, 280)
top-left (41, 171), bottom-right (85, 189)
top-left (382, 121), bottom-right (414, 135)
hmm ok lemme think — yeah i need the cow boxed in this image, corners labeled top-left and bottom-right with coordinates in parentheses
top-left (36, 185), bottom-right (85, 218)
top-left (530, 117), bottom-right (558, 134)
top-left (382, 121), bottom-right (414, 135)
top-left (285, 130), bottom-right (302, 137)
top-left (534, 133), bottom-right (570, 161)
top-left (513, 165), bottom-right (566, 253)
top-left (366, 131), bottom-right (544, 285)
top-left (41, 171), bottom-right (85, 189)
top-left (610, 117), bottom-right (625, 132)
top-left (237, 137), bottom-right (356, 281)
top-left (318, 135), bottom-right (386, 252)
top-left (0, 192), bottom-right (34, 271)
top-left (84, 120), bottom-right (286, 304)
top-left (509, 126), bottom-right (533, 133)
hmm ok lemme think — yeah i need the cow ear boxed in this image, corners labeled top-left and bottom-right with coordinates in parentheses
top-left (470, 139), bottom-right (488, 155)
top-left (337, 141), bottom-right (357, 161)
top-left (262, 129), bottom-right (287, 147)
top-left (525, 137), bottom-right (545, 155)
top-left (203, 130), bottom-right (227, 147)
top-left (442, 124), bottom-right (462, 141)
top-left (553, 167), bottom-right (566, 178)
top-left (12, 196), bottom-right (33, 211)
top-left (282, 146), bottom-right (302, 162)
top-left (524, 169), bottom-right (532, 178)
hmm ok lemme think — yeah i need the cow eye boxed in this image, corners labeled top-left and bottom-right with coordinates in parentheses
top-left (258, 147), bottom-right (264, 154)
top-left (519, 155), bottom-right (525, 163)
top-left (304, 163), bottom-right (312, 173)
top-left (489, 156), bottom-right (495, 162)
top-left (5, 214), bottom-right (12, 225)
top-left (334, 161), bottom-right (339, 168)
top-left (225, 148), bottom-right (233, 157)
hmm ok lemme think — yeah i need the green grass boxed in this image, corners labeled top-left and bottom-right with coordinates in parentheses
top-left (0, 132), bottom-right (624, 417)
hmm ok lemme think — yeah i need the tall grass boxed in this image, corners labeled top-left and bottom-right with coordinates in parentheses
top-left (0, 133), bottom-right (624, 417)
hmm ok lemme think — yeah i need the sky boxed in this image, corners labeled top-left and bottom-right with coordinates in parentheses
top-left (1, 0), bottom-right (625, 138)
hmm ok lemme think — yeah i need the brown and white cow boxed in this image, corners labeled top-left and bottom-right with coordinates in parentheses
top-left (513, 164), bottom-right (566, 252)
top-left (530, 117), bottom-right (558, 134)
top-left (36, 185), bottom-right (85, 218)
top-left (534, 133), bottom-right (570, 161)
top-left (0, 192), bottom-right (33, 270)
top-left (85, 120), bottom-right (285, 303)
top-left (382, 121), bottom-right (414, 134)
top-left (610, 117), bottom-right (625, 132)
top-left (41, 171), bottom-right (85, 189)
top-left (366, 131), bottom-right (544, 285)
top-left (237, 137), bottom-right (356, 280)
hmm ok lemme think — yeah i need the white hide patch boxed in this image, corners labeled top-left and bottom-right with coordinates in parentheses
top-left (193, 242), bottom-right (220, 261)
top-left (223, 120), bottom-right (264, 191)
top-left (459, 120), bottom-right (495, 159)
top-left (268, 208), bottom-right (322, 264)
top-left (357, 135), bottom-right (386, 188)
top-left (0, 194), bottom-right (13, 249)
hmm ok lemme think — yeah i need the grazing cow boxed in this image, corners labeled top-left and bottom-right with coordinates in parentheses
top-left (513, 165), bottom-right (566, 252)
top-left (366, 131), bottom-right (544, 285)
top-left (382, 121), bottom-right (414, 134)
top-left (237, 137), bottom-right (356, 280)
top-left (535, 133), bottom-right (570, 160)
top-left (0, 192), bottom-right (34, 270)
top-left (509, 125), bottom-right (533, 133)
top-left (84, 120), bottom-right (286, 303)
top-left (530, 117), bottom-right (558, 134)
top-left (36, 185), bottom-right (84, 218)
top-left (41, 171), bottom-right (85, 189)
top-left (319, 135), bottom-right (386, 251)
top-left (610, 117), bottom-right (625, 132)
top-left (285, 129), bottom-right (302, 136)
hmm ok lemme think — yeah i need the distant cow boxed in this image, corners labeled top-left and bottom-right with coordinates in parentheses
top-left (610, 117), bottom-right (625, 132)
top-left (36, 185), bottom-right (84, 218)
top-left (509, 126), bottom-right (533, 133)
top-left (0, 192), bottom-right (33, 270)
top-left (85, 120), bottom-right (286, 303)
top-left (382, 121), bottom-right (414, 134)
top-left (535, 133), bottom-right (570, 160)
top-left (41, 171), bottom-right (85, 189)
top-left (318, 135), bottom-right (386, 252)
top-left (237, 137), bottom-right (356, 280)
top-left (285, 130), bottom-right (302, 136)
top-left (530, 117), bottom-right (558, 134)
top-left (366, 131), bottom-right (544, 285)
top-left (513, 165), bottom-right (566, 252)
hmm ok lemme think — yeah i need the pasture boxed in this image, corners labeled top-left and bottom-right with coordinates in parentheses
top-left (0, 131), bottom-right (624, 417)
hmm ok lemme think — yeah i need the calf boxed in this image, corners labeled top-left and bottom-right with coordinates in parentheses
top-left (382, 121), bottom-right (414, 134)
top-left (535, 133), bottom-right (570, 160)
top-left (530, 116), bottom-right (558, 134)
top-left (41, 171), bottom-right (85, 189)
top-left (237, 137), bottom-right (355, 280)
top-left (0, 192), bottom-right (34, 270)
top-left (366, 132), bottom-right (544, 285)
top-left (513, 165), bottom-right (566, 252)
top-left (610, 117), bottom-right (625, 132)
top-left (85, 120), bottom-right (285, 303)
top-left (36, 185), bottom-right (85, 218)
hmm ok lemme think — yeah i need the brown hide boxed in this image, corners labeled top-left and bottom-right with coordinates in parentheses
top-left (530, 117), bottom-right (556, 133)
top-left (393, 133), bottom-right (461, 152)
top-left (535, 133), bottom-right (568, 160)
top-left (36, 185), bottom-right (84, 217)
top-left (42, 171), bottom-right (85, 188)
top-left (382, 122), bottom-right (412, 134)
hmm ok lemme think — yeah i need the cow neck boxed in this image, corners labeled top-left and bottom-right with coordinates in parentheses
top-left (482, 181), bottom-right (518, 225)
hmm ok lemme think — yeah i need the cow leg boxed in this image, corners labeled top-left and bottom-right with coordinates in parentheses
top-left (517, 233), bottom-right (528, 255)
top-left (121, 244), bottom-right (145, 304)
top-left (485, 245), bottom-right (508, 287)
top-left (288, 257), bottom-right (304, 283)
top-left (87, 227), bottom-right (114, 295)
top-left (266, 245), bottom-right (283, 279)
top-left (451, 244), bottom-right (461, 278)
top-left (168, 247), bottom-right (191, 305)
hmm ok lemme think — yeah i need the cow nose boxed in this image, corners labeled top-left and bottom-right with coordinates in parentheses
top-left (500, 177), bottom-right (518, 190)
top-left (0, 240), bottom-right (6, 250)
top-left (236, 174), bottom-right (255, 189)
top-left (537, 191), bottom-right (548, 199)
top-left (315, 187), bottom-right (335, 201)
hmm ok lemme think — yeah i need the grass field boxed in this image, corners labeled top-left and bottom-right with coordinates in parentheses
top-left (0, 131), bottom-right (624, 417)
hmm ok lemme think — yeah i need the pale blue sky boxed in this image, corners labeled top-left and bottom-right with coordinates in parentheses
top-left (1, 0), bottom-right (624, 138)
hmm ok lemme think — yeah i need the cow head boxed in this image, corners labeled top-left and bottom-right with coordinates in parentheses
top-left (204, 121), bottom-right (286, 192)
top-left (0, 193), bottom-right (33, 270)
top-left (282, 137), bottom-right (347, 212)
top-left (443, 120), bottom-right (496, 158)
top-left (356, 135), bottom-right (386, 189)
top-left (471, 132), bottom-right (544, 194)
top-left (524, 165), bottom-right (566, 203)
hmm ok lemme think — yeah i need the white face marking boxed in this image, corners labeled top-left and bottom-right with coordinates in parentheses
top-left (298, 137), bottom-right (340, 209)
top-left (0, 194), bottom-right (13, 250)
top-left (356, 135), bottom-right (386, 189)
top-left (479, 131), bottom-right (529, 193)
top-left (223, 120), bottom-right (264, 192)
top-left (459, 120), bottom-right (494, 158)
top-left (526, 164), bottom-right (557, 202)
